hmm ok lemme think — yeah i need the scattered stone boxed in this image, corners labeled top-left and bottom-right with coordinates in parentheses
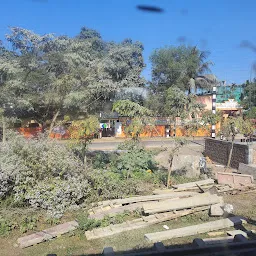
top-left (223, 204), bottom-right (234, 214)
top-left (163, 225), bottom-right (169, 230)
top-left (210, 203), bottom-right (224, 217)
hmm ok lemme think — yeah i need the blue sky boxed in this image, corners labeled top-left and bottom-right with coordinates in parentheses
top-left (1, 0), bottom-right (256, 84)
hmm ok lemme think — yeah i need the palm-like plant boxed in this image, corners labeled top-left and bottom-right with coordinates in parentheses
top-left (187, 47), bottom-right (216, 93)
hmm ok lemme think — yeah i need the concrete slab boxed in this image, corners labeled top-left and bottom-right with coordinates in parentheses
top-left (210, 203), bottom-right (224, 217)
top-left (17, 221), bottom-right (78, 248)
top-left (239, 163), bottom-right (256, 179)
top-left (216, 172), bottom-right (254, 187)
top-left (145, 217), bottom-right (247, 242)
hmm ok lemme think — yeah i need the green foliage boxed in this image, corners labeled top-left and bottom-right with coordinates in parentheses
top-left (87, 169), bottom-right (153, 200)
top-left (113, 100), bottom-right (153, 140)
top-left (221, 117), bottom-right (254, 139)
top-left (169, 175), bottom-right (200, 185)
top-left (45, 217), bottom-right (61, 226)
top-left (0, 131), bottom-right (90, 218)
top-left (0, 218), bottom-right (17, 236)
top-left (77, 210), bottom-right (141, 231)
top-left (69, 116), bottom-right (100, 139)
top-left (20, 216), bottom-right (38, 233)
top-left (150, 45), bottom-right (213, 93)
top-left (92, 152), bottom-right (111, 169)
top-left (164, 87), bottom-right (188, 119)
top-left (241, 80), bottom-right (256, 109)
top-left (245, 106), bottom-right (256, 119)
top-left (112, 100), bottom-right (152, 118)
top-left (201, 110), bottom-right (222, 126)
top-left (111, 147), bottom-right (158, 179)
top-left (0, 27), bottom-right (145, 123)
top-left (68, 115), bottom-right (100, 164)
top-left (77, 214), bottom-right (101, 231)
top-left (164, 87), bottom-right (205, 121)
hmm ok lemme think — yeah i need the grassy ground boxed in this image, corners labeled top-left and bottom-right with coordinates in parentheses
top-left (1, 192), bottom-right (255, 256)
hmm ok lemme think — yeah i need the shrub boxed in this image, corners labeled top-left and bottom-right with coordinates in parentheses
top-left (25, 177), bottom-right (91, 218)
top-left (92, 152), bottom-right (111, 169)
top-left (20, 216), bottom-right (38, 233)
top-left (0, 218), bottom-right (14, 236)
top-left (0, 132), bottom-right (90, 217)
top-left (77, 214), bottom-right (101, 231)
top-left (111, 147), bottom-right (158, 179)
top-left (87, 169), bottom-right (152, 200)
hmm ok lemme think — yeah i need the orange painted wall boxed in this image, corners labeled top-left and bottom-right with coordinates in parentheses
top-left (117, 125), bottom-right (166, 138)
top-left (169, 122), bottom-right (221, 137)
top-left (17, 127), bottom-right (43, 138)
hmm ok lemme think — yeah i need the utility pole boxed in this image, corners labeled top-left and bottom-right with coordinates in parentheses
top-left (211, 86), bottom-right (217, 139)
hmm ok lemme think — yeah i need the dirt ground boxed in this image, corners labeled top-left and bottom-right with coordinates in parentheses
top-left (154, 143), bottom-right (204, 170)
top-left (0, 192), bottom-right (255, 256)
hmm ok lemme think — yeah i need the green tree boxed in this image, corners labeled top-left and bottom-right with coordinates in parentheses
top-left (241, 79), bottom-right (256, 109)
top-left (150, 45), bottom-right (213, 93)
top-left (68, 115), bottom-right (100, 167)
top-left (112, 100), bottom-right (153, 140)
top-left (166, 138), bottom-right (188, 188)
top-left (221, 117), bottom-right (254, 169)
top-left (0, 27), bottom-right (145, 137)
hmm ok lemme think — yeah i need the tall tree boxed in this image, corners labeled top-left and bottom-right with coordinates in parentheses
top-left (150, 45), bottom-right (213, 93)
top-left (0, 27), bottom-right (146, 137)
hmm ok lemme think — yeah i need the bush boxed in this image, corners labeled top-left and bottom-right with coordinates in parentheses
top-left (77, 214), bottom-right (101, 231)
top-left (0, 132), bottom-right (90, 217)
top-left (0, 218), bottom-right (15, 236)
top-left (111, 147), bottom-right (158, 179)
top-left (87, 169), bottom-right (152, 200)
top-left (20, 216), bottom-right (38, 233)
top-left (92, 152), bottom-right (111, 169)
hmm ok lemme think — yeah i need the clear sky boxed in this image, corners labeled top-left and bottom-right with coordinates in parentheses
top-left (1, 0), bottom-right (256, 84)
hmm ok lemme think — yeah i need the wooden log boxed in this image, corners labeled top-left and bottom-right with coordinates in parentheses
top-left (144, 217), bottom-right (247, 242)
top-left (172, 179), bottom-right (215, 189)
top-left (143, 193), bottom-right (222, 214)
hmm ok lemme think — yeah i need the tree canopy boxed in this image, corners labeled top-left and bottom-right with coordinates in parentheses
top-left (0, 27), bottom-right (145, 126)
top-left (150, 45), bottom-right (214, 93)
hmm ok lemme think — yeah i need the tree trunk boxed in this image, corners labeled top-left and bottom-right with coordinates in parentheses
top-left (173, 119), bottom-right (177, 137)
top-left (2, 115), bottom-right (6, 143)
top-left (48, 110), bottom-right (60, 137)
top-left (226, 136), bottom-right (235, 169)
top-left (83, 153), bottom-right (87, 168)
top-left (167, 155), bottom-right (174, 189)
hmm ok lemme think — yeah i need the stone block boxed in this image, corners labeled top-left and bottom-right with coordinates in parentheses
top-left (210, 203), bottom-right (224, 217)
